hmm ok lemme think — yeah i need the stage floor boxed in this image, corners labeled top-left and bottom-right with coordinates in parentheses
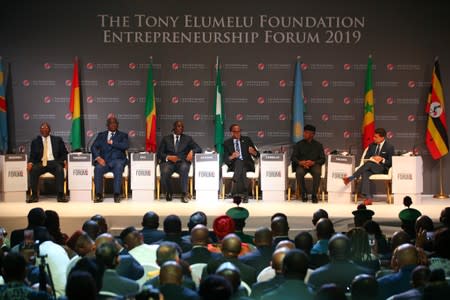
top-left (0, 194), bottom-right (447, 239)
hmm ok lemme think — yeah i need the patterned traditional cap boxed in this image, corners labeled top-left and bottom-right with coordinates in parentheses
top-left (213, 215), bottom-right (235, 240)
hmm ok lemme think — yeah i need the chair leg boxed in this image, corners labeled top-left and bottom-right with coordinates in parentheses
top-left (221, 182), bottom-right (225, 200)
top-left (255, 183), bottom-right (259, 201)
top-left (92, 178), bottom-right (95, 200)
top-left (156, 178), bottom-right (160, 200)
top-left (124, 178), bottom-right (128, 199)
top-left (287, 187), bottom-right (291, 201)
top-left (189, 178), bottom-right (193, 196)
top-left (385, 181), bottom-right (392, 204)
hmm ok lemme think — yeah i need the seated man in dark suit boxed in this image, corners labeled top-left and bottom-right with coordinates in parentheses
top-left (158, 261), bottom-right (200, 300)
top-left (27, 122), bottom-right (68, 203)
top-left (91, 116), bottom-right (129, 203)
top-left (343, 127), bottom-right (395, 205)
top-left (181, 224), bottom-right (222, 265)
top-left (223, 124), bottom-right (260, 203)
top-left (157, 120), bottom-right (202, 203)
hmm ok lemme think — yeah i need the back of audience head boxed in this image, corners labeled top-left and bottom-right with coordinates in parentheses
top-left (312, 209), bottom-right (328, 226)
top-left (216, 262), bottom-right (241, 294)
top-left (75, 231), bottom-right (95, 257)
top-left (363, 220), bottom-right (383, 238)
top-left (120, 226), bottom-right (142, 250)
top-left (221, 234), bottom-right (241, 258)
top-left (142, 211), bottom-right (159, 229)
top-left (253, 226), bottom-right (272, 247)
top-left (271, 216), bottom-right (289, 236)
top-left (44, 210), bottom-right (61, 234)
top-left (95, 241), bottom-right (118, 269)
top-left (90, 214), bottom-right (108, 234)
top-left (439, 207), bottom-right (450, 228)
top-left (351, 274), bottom-right (378, 300)
top-left (163, 214), bottom-right (182, 235)
top-left (66, 270), bottom-right (97, 300)
top-left (159, 261), bottom-right (183, 286)
top-left (1, 252), bottom-right (27, 282)
top-left (275, 239), bottom-right (295, 250)
top-left (390, 230), bottom-right (411, 251)
top-left (199, 274), bottom-right (233, 300)
top-left (271, 212), bottom-right (288, 222)
top-left (411, 265), bottom-right (431, 288)
top-left (188, 211), bottom-right (207, 232)
top-left (282, 249), bottom-right (309, 280)
top-left (391, 243), bottom-right (418, 270)
top-left (156, 241), bottom-right (180, 266)
top-left (82, 220), bottom-right (100, 241)
top-left (70, 256), bottom-right (104, 293)
top-left (315, 283), bottom-right (347, 300)
top-left (316, 218), bottom-right (335, 240)
top-left (328, 233), bottom-right (351, 261)
top-left (271, 247), bottom-right (289, 274)
top-left (295, 231), bottom-right (314, 254)
top-left (433, 227), bottom-right (450, 259)
top-left (27, 207), bottom-right (46, 227)
top-left (415, 215), bottom-right (434, 234)
top-left (346, 227), bottom-right (371, 262)
top-left (190, 224), bottom-right (210, 246)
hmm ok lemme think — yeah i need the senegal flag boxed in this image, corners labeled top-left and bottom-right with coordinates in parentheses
top-left (69, 57), bottom-right (82, 151)
top-left (362, 55), bottom-right (375, 149)
top-left (145, 60), bottom-right (157, 153)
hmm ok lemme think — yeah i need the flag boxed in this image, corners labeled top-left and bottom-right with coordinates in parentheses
top-left (214, 56), bottom-right (224, 162)
top-left (0, 57), bottom-right (8, 153)
top-left (425, 58), bottom-right (449, 159)
top-left (362, 55), bottom-right (375, 149)
top-left (69, 57), bottom-right (82, 151)
top-left (292, 59), bottom-right (304, 143)
top-left (145, 60), bottom-right (157, 152)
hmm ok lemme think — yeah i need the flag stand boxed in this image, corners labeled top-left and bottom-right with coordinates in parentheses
top-left (433, 158), bottom-right (449, 199)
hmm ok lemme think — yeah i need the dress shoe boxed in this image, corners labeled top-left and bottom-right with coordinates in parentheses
top-left (166, 193), bottom-right (173, 201)
top-left (242, 196), bottom-right (249, 203)
top-left (57, 193), bottom-right (69, 203)
top-left (343, 176), bottom-right (351, 185)
top-left (94, 193), bottom-right (103, 203)
top-left (114, 193), bottom-right (121, 203)
top-left (301, 193), bottom-right (308, 202)
top-left (26, 195), bottom-right (39, 203)
top-left (312, 195), bottom-right (318, 204)
top-left (363, 198), bottom-right (373, 205)
top-left (181, 192), bottom-right (191, 203)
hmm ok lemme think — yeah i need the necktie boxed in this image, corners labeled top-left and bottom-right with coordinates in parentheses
top-left (375, 144), bottom-right (380, 155)
top-left (42, 137), bottom-right (48, 167)
top-left (175, 135), bottom-right (180, 152)
top-left (234, 139), bottom-right (243, 160)
top-left (109, 131), bottom-right (115, 141)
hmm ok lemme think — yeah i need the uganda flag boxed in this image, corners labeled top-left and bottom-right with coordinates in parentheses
top-left (425, 58), bottom-right (449, 160)
top-left (362, 55), bottom-right (375, 149)
top-left (145, 60), bottom-right (157, 153)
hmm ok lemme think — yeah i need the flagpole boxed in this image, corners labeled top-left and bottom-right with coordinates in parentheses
top-left (433, 158), bottom-right (449, 199)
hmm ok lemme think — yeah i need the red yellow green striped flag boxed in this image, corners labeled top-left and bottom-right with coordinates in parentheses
top-left (362, 55), bottom-right (375, 149)
top-left (69, 57), bottom-right (82, 150)
top-left (425, 58), bottom-right (448, 160)
top-left (145, 60), bottom-right (157, 152)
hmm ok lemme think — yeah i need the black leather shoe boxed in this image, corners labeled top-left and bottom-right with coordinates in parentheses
top-left (312, 196), bottom-right (318, 204)
top-left (94, 193), bottom-right (103, 203)
top-left (301, 193), bottom-right (308, 202)
top-left (242, 195), bottom-right (249, 203)
top-left (181, 192), bottom-right (191, 203)
top-left (114, 194), bottom-right (121, 203)
top-left (166, 193), bottom-right (173, 201)
top-left (57, 193), bottom-right (69, 203)
top-left (26, 195), bottom-right (39, 203)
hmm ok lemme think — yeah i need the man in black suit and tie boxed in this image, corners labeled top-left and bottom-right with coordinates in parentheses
top-left (91, 116), bottom-right (129, 203)
top-left (343, 127), bottom-right (395, 205)
top-left (223, 124), bottom-right (260, 203)
top-left (157, 120), bottom-right (202, 203)
top-left (27, 122), bottom-right (68, 203)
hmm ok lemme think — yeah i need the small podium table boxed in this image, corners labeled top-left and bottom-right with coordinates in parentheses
top-left (68, 153), bottom-right (92, 202)
top-left (131, 152), bottom-right (155, 201)
top-left (326, 155), bottom-right (355, 203)
top-left (392, 156), bottom-right (423, 204)
top-left (0, 154), bottom-right (28, 202)
top-left (260, 153), bottom-right (285, 202)
top-left (195, 153), bottom-right (219, 202)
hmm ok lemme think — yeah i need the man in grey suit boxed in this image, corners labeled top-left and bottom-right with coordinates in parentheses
top-left (343, 127), bottom-right (395, 205)
top-left (157, 120), bottom-right (202, 203)
top-left (95, 242), bottom-right (140, 297)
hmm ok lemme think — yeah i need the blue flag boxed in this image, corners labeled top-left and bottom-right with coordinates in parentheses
top-left (0, 57), bottom-right (8, 153)
top-left (292, 60), bottom-right (304, 143)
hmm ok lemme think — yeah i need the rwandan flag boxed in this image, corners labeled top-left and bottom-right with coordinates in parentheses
top-left (362, 55), bottom-right (375, 149)
top-left (292, 59), bottom-right (305, 143)
top-left (0, 57), bottom-right (8, 153)
top-left (69, 57), bottom-right (82, 151)
top-left (145, 59), bottom-right (157, 153)
top-left (425, 58), bottom-right (448, 159)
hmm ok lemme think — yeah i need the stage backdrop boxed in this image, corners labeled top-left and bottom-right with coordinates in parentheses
top-left (1, 0), bottom-right (449, 193)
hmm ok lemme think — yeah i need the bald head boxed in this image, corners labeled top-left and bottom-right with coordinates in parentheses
top-left (156, 241), bottom-right (179, 266)
top-left (221, 234), bottom-right (242, 258)
top-left (159, 261), bottom-right (183, 286)
top-left (216, 262), bottom-right (241, 293)
top-left (75, 232), bottom-right (95, 257)
top-left (82, 220), bottom-right (100, 241)
top-left (316, 218), bottom-right (335, 240)
top-left (276, 240), bottom-right (295, 250)
top-left (294, 231), bottom-right (313, 253)
top-left (328, 233), bottom-right (351, 261)
top-left (282, 249), bottom-right (309, 279)
top-left (141, 211), bottom-right (159, 229)
top-left (271, 216), bottom-right (289, 236)
top-left (271, 248), bottom-right (289, 274)
top-left (253, 227), bottom-right (272, 247)
top-left (191, 224), bottom-right (210, 246)
top-left (391, 230), bottom-right (412, 251)
top-left (95, 233), bottom-right (114, 247)
top-left (393, 243), bottom-right (418, 268)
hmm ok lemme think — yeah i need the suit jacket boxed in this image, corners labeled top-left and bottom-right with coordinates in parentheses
top-left (91, 130), bottom-right (129, 164)
top-left (223, 136), bottom-right (260, 172)
top-left (205, 256), bottom-right (257, 285)
top-left (159, 283), bottom-right (200, 300)
top-left (141, 228), bottom-right (165, 245)
top-left (251, 274), bottom-right (285, 299)
top-left (239, 245), bottom-right (273, 275)
top-left (364, 140), bottom-right (395, 171)
top-left (28, 135), bottom-right (68, 165)
top-left (101, 269), bottom-right (140, 297)
top-left (157, 134), bottom-right (202, 163)
top-left (116, 254), bottom-right (144, 281)
top-left (260, 279), bottom-right (313, 300)
top-left (181, 246), bottom-right (223, 265)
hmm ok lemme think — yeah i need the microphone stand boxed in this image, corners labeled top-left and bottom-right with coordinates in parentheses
top-left (35, 241), bottom-right (56, 299)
